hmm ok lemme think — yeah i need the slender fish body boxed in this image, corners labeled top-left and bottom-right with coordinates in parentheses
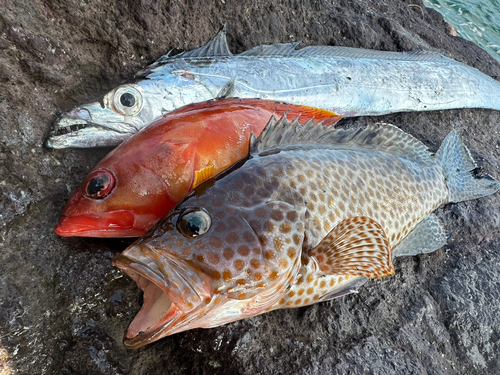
top-left (113, 115), bottom-right (500, 348)
top-left (55, 99), bottom-right (340, 237)
top-left (47, 29), bottom-right (500, 148)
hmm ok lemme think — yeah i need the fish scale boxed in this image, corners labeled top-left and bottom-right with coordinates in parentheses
top-left (113, 116), bottom-right (500, 348)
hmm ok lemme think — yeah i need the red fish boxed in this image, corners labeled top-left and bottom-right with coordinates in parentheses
top-left (55, 99), bottom-right (342, 237)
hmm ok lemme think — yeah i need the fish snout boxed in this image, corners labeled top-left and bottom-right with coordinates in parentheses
top-left (54, 210), bottom-right (136, 237)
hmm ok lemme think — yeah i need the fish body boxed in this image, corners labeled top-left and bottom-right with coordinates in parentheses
top-left (47, 29), bottom-right (500, 148)
top-left (55, 99), bottom-right (341, 237)
top-left (113, 116), bottom-right (500, 348)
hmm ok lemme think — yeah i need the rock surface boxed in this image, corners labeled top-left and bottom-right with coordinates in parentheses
top-left (1, 0), bottom-right (500, 374)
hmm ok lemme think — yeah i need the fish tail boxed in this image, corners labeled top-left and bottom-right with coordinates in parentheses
top-left (436, 129), bottom-right (500, 203)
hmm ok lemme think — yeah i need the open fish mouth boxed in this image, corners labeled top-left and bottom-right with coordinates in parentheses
top-left (46, 104), bottom-right (137, 148)
top-left (112, 246), bottom-right (182, 349)
top-left (112, 244), bottom-right (214, 348)
top-left (47, 123), bottom-right (134, 148)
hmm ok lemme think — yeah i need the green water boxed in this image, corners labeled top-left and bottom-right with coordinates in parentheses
top-left (423, 0), bottom-right (500, 61)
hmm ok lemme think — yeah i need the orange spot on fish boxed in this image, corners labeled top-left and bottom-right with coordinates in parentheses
top-left (207, 252), bottom-right (220, 265)
top-left (223, 270), bottom-right (232, 281)
top-left (250, 259), bottom-right (261, 269)
top-left (279, 258), bottom-right (289, 269)
top-left (234, 259), bottom-right (244, 271)
top-left (265, 251), bottom-right (276, 260)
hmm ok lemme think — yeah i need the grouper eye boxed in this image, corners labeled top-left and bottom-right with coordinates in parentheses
top-left (112, 85), bottom-right (143, 116)
top-left (82, 169), bottom-right (116, 199)
top-left (177, 208), bottom-right (211, 238)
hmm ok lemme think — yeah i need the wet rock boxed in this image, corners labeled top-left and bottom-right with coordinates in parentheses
top-left (1, 0), bottom-right (499, 374)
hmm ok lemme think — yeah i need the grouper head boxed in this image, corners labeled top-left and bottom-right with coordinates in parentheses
top-left (112, 163), bottom-right (305, 348)
top-left (46, 74), bottom-right (212, 148)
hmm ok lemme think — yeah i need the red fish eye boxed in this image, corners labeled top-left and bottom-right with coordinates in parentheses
top-left (82, 169), bottom-right (116, 199)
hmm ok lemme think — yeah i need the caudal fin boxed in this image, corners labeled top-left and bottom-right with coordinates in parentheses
top-left (435, 129), bottom-right (500, 203)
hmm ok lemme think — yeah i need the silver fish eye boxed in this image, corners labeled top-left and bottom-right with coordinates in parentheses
top-left (177, 208), bottom-right (212, 238)
top-left (111, 85), bottom-right (143, 116)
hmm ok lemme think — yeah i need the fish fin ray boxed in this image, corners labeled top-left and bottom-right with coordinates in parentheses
top-left (239, 42), bottom-right (302, 57)
top-left (392, 214), bottom-right (449, 258)
top-left (435, 128), bottom-right (500, 202)
top-left (250, 116), bottom-right (432, 165)
top-left (317, 277), bottom-right (368, 302)
top-left (308, 216), bottom-right (394, 279)
top-left (192, 163), bottom-right (215, 188)
top-left (156, 26), bottom-right (232, 64)
top-left (238, 41), bottom-right (449, 61)
top-left (216, 77), bottom-right (236, 99)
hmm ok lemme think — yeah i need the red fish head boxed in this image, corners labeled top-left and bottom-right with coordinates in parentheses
top-left (55, 165), bottom-right (176, 237)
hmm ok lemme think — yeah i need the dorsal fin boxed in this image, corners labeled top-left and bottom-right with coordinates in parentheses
top-left (239, 42), bottom-right (448, 61)
top-left (157, 26), bottom-right (232, 64)
top-left (239, 42), bottom-right (302, 57)
top-left (250, 115), bottom-right (433, 164)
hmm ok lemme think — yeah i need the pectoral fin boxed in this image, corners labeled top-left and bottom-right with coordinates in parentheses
top-left (192, 162), bottom-right (215, 188)
top-left (309, 216), bottom-right (394, 279)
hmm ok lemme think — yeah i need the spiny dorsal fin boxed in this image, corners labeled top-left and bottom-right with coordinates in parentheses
top-left (250, 115), bottom-right (433, 164)
top-left (308, 216), bottom-right (394, 279)
top-left (158, 26), bottom-right (232, 63)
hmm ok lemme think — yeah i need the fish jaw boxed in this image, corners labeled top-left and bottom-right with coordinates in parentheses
top-left (55, 210), bottom-right (145, 237)
top-left (113, 244), bottom-right (215, 349)
top-left (47, 103), bottom-right (141, 148)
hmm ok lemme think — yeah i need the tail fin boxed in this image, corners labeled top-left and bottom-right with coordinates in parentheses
top-left (435, 129), bottom-right (500, 203)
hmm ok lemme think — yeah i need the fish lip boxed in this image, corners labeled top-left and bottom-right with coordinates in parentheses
top-left (112, 246), bottom-right (186, 349)
top-left (55, 211), bottom-right (138, 238)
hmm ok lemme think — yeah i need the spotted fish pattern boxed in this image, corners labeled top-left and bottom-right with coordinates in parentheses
top-left (113, 116), bottom-right (500, 348)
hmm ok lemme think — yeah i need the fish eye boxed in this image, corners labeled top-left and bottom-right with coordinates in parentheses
top-left (82, 169), bottom-right (116, 199)
top-left (112, 85), bottom-right (143, 116)
top-left (120, 92), bottom-right (136, 107)
top-left (177, 208), bottom-right (211, 238)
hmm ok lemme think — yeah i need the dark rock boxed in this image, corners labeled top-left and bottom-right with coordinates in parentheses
top-left (1, 0), bottom-right (499, 374)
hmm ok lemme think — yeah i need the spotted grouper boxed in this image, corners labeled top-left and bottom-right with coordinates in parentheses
top-left (113, 115), bottom-right (500, 348)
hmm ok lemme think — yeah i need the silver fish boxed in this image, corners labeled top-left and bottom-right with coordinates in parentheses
top-left (112, 115), bottom-right (500, 348)
top-left (47, 28), bottom-right (500, 148)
